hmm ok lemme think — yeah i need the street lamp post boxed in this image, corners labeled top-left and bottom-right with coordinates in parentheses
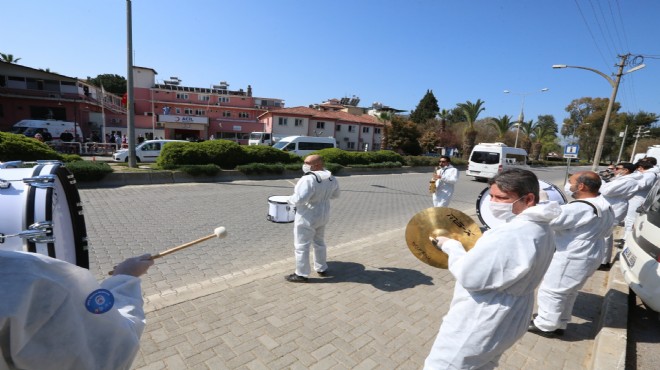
top-left (503, 88), bottom-right (549, 148)
top-left (552, 54), bottom-right (645, 171)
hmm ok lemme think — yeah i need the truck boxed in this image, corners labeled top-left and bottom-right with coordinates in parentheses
top-left (248, 132), bottom-right (287, 146)
top-left (10, 119), bottom-right (83, 142)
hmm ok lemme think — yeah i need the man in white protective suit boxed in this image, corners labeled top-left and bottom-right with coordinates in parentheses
top-left (424, 168), bottom-right (561, 370)
top-left (432, 155), bottom-right (459, 207)
top-left (0, 250), bottom-right (153, 370)
top-left (529, 171), bottom-right (615, 338)
top-left (599, 162), bottom-right (638, 269)
top-left (285, 154), bottom-right (340, 283)
top-left (623, 160), bottom-right (658, 241)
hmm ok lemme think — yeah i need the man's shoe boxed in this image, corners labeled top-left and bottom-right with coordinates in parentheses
top-left (597, 263), bottom-right (612, 271)
top-left (528, 320), bottom-right (564, 338)
top-left (317, 270), bottom-right (329, 277)
top-left (285, 273), bottom-right (308, 283)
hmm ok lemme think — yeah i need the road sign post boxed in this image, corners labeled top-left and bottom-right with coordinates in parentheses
top-left (564, 145), bottom-right (580, 184)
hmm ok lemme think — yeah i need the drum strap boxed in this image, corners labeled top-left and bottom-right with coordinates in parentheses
top-left (569, 200), bottom-right (602, 217)
top-left (304, 172), bottom-right (334, 183)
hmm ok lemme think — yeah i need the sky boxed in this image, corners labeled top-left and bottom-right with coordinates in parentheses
top-left (3, 0), bottom-right (660, 129)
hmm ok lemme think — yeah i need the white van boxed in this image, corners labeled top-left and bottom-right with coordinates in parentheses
top-left (248, 132), bottom-right (287, 146)
top-left (466, 142), bottom-right (529, 181)
top-left (11, 119), bottom-right (83, 142)
top-left (272, 136), bottom-right (337, 156)
top-left (112, 139), bottom-right (186, 162)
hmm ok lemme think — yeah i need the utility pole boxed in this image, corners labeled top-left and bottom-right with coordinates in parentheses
top-left (126, 0), bottom-right (137, 167)
top-left (616, 124), bottom-right (628, 163)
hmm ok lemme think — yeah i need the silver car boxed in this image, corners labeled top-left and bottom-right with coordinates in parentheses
top-left (619, 177), bottom-right (660, 312)
top-left (112, 139), bottom-right (186, 162)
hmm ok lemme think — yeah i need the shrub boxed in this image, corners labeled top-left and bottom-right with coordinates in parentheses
top-left (177, 164), bottom-right (221, 177)
top-left (61, 154), bottom-right (83, 162)
top-left (0, 132), bottom-right (63, 162)
top-left (349, 161), bottom-right (402, 169)
top-left (315, 148), bottom-right (353, 165)
top-left (158, 140), bottom-right (246, 169)
top-left (65, 161), bottom-right (113, 182)
top-left (236, 163), bottom-right (286, 175)
top-left (324, 163), bottom-right (343, 174)
top-left (242, 145), bottom-right (300, 164)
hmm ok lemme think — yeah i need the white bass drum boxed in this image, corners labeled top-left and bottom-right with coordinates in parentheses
top-left (267, 195), bottom-right (296, 223)
top-left (0, 161), bottom-right (89, 268)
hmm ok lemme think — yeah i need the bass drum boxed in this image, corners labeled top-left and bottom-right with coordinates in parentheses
top-left (476, 179), bottom-right (567, 230)
top-left (0, 161), bottom-right (89, 268)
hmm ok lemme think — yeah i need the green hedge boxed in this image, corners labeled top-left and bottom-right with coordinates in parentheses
top-left (177, 164), bottom-right (221, 177)
top-left (0, 132), bottom-right (63, 162)
top-left (65, 161), bottom-right (113, 182)
top-left (314, 148), bottom-right (403, 166)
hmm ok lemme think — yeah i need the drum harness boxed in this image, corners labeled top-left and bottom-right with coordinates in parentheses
top-left (569, 199), bottom-right (602, 217)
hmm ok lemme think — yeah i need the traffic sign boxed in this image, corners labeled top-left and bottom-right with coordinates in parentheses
top-left (564, 144), bottom-right (579, 159)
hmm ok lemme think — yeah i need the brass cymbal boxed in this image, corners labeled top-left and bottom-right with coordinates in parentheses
top-left (405, 207), bottom-right (482, 269)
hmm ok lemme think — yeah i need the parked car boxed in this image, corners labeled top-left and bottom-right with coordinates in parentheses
top-left (619, 177), bottom-right (660, 312)
top-left (112, 139), bottom-right (186, 162)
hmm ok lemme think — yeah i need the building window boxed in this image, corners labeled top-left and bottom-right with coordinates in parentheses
top-left (184, 108), bottom-right (193, 115)
top-left (373, 143), bottom-right (381, 150)
top-left (362, 127), bottom-right (370, 133)
top-left (336, 125), bottom-right (341, 131)
top-left (347, 142), bottom-right (355, 149)
top-left (374, 128), bottom-right (381, 134)
top-left (316, 121), bottom-right (325, 129)
top-left (219, 97), bottom-right (230, 103)
top-left (278, 117), bottom-right (288, 126)
top-left (195, 109), bottom-right (206, 115)
top-left (175, 108), bottom-right (181, 114)
top-left (199, 95), bottom-right (210, 102)
top-left (176, 93), bottom-right (189, 100)
top-left (223, 111), bottom-right (231, 117)
top-left (348, 125), bottom-right (355, 132)
top-left (238, 112), bottom-right (249, 118)
top-left (295, 118), bottom-right (303, 126)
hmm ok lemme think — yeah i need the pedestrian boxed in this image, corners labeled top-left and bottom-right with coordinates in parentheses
top-left (425, 168), bottom-right (561, 369)
top-left (529, 171), bottom-right (614, 338)
top-left (599, 162), bottom-right (638, 268)
top-left (432, 155), bottom-right (459, 207)
top-left (623, 160), bottom-right (658, 240)
top-left (34, 133), bottom-right (44, 142)
top-left (285, 155), bottom-right (340, 282)
top-left (0, 250), bottom-right (154, 370)
top-left (42, 128), bottom-right (52, 142)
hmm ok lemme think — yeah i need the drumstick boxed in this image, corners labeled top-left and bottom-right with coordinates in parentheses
top-left (108, 227), bottom-right (227, 275)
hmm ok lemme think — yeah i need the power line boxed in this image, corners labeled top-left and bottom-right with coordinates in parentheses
top-left (573, 0), bottom-right (612, 71)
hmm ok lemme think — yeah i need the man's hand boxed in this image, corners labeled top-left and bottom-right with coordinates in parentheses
top-left (429, 236), bottom-right (451, 250)
top-left (112, 254), bottom-right (154, 277)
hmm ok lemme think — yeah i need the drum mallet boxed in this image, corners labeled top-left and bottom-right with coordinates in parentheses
top-left (109, 226), bottom-right (227, 275)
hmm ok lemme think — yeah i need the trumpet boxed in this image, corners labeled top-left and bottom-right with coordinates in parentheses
top-left (405, 207), bottom-right (482, 269)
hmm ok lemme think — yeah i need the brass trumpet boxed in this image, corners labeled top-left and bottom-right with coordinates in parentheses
top-left (405, 207), bottom-right (482, 269)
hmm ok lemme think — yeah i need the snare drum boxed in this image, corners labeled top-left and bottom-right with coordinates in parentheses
top-left (475, 179), bottom-right (567, 230)
top-left (267, 195), bottom-right (295, 223)
top-left (0, 162), bottom-right (89, 268)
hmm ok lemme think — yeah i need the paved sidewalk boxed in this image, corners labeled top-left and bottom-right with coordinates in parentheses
top-left (132, 214), bottom-right (626, 369)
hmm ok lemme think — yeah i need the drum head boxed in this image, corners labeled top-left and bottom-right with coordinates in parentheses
top-left (476, 179), bottom-right (567, 229)
top-left (268, 195), bottom-right (290, 204)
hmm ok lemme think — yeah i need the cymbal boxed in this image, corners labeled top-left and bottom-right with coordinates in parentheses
top-left (405, 207), bottom-right (482, 269)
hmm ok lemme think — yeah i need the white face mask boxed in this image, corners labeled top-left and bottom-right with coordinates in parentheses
top-left (564, 182), bottom-right (575, 198)
top-left (302, 164), bottom-right (312, 173)
top-left (489, 196), bottom-right (525, 221)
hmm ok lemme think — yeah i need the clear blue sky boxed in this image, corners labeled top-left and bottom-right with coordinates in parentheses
top-left (4, 0), bottom-right (660, 128)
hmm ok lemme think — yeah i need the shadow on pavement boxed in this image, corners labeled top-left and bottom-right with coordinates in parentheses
top-left (311, 260), bottom-right (434, 292)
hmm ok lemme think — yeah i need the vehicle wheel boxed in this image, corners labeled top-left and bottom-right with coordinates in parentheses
top-left (124, 158), bottom-right (129, 162)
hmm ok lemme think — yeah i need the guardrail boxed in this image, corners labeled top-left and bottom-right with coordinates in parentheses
top-left (46, 142), bottom-right (119, 155)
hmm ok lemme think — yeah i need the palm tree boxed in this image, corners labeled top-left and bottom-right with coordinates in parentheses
top-left (438, 109), bottom-right (450, 134)
top-left (530, 123), bottom-right (554, 160)
top-left (518, 119), bottom-right (535, 153)
top-left (377, 112), bottom-right (392, 150)
top-left (488, 115), bottom-right (514, 141)
top-left (457, 99), bottom-right (486, 160)
top-left (0, 53), bottom-right (21, 64)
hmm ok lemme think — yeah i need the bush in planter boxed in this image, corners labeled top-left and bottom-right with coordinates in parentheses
top-left (0, 132), bottom-right (63, 162)
top-left (242, 145), bottom-right (300, 164)
top-left (158, 140), bottom-right (244, 168)
top-left (177, 164), bottom-right (221, 177)
top-left (236, 163), bottom-right (285, 175)
top-left (64, 161), bottom-right (113, 182)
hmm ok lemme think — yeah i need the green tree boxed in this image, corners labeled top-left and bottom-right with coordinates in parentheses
top-left (438, 109), bottom-right (450, 134)
top-left (377, 112), bottom-right (393, 150)
top-left (488, 115), bottom-right (514, 141)
top-left (562, 97), bottom-right (622, 161)
top-left (457, 99), bottom-right (486, 160)
top-left (86, 74), bottom-right (127, 95)
top-left (611, 111), bottom-right (659, 159)
top-left (409, 90), bottom-right (439, 125)
top-left (530, 116), bottom-right (558, 160)
top-left (387, 115), bottom-right (422, 155)
top-left (0, 53), bottom-right (21, 64)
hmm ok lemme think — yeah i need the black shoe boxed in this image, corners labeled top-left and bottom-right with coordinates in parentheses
top-left (614, 239), bottom-right (625, 243)
top-left (528, 320), bottom-right (564, 338)
top-left (285, 273), bottom-right (308, 283)
top-left (597, 263), bottom-right (612, 271)
top-left (317, 270), bottom-right (329, 277)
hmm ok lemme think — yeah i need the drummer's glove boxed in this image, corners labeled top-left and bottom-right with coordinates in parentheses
top-left (113, 254), bottom-right (154, 277)
top-left (430, 236), bottom-right (461, 254)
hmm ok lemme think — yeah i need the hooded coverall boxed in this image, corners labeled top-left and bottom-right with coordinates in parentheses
top-left (0, 250), bottom-right (146, 370)
top-left (424, 201), bottom-right (561, 370)
top-left (288, 170), bottom-right (340, 277)
top-left (534, 196), bottom-right (615, 332)
top-left (433, 165), bottom-right (459, 207)
top-left (600, 174), bottom-right (639, 264)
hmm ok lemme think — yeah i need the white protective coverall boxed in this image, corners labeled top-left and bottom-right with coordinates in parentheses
top-left (534, 196), bottom-right (614, 332)
top-left (624, 171), bottom-right (658, 238)
top-left (433, 165), bottom-right (459, 207)
top-left (288, 169), bottom-right (340, 277)
top-left (600, 173), bottom-right (639, 264)
top-left (424, 201), bottom-right (561, 370)
top-left (0, 251), bottom-right (145, 370)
